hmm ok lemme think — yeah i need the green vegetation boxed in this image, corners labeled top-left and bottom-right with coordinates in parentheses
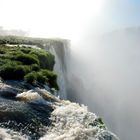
top-left (24, 70), bottom-right (58, 90)
top-left (14, 53), bottom-right (40, 65)
top-left (40, 69), bottom-right (58, 90)
top-left (0, 63), bottom-right (29, 80)
top-left (29, 48), bottom-right (55, 70)
top-left (94, 118), bottom-right (106, 129)
top-left (0, 45), bottom-right (58, 90)
top-left (0, 35), bottom-right (68, 48)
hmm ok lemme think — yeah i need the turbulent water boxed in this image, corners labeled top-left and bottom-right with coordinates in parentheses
top-left (0, 42), bottom-right (119, 140)
top-left (49, 46), bottom-right (67, 99)
top-left (0, 127), bottom-right (28, 140)
top-left (65, 29), bottom-right (140, 140)
top-left (43, 40), bottom-right (70, 100)
top-left (0, 90), bottom-right (119, 140)
top-left (40, 101), bottom-right (119, 140)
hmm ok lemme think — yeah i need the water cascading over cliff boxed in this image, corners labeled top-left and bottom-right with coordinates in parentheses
top-left (42, 40), bottom-right (120, 140)
top-left (0, 37), bottom-right (120, 140)
top-left (41, 40), bottom-right (70, 99)
top-left (61, 28), bottom-right (140, 140)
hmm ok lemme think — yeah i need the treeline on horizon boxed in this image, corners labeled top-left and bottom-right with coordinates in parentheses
top-left (0, 35), bottom-right (68, 48)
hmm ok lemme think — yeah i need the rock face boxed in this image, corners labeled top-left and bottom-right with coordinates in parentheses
top-left (0, 82), bottom-right (20, 99)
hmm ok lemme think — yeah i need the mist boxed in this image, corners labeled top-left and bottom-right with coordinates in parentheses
top-left (0, 26), bottom-right (28, 36)
top-left (67, 27), bottom-right (140, 140)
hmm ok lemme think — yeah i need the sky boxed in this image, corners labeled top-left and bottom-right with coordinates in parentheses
top-left (0, 0), bottom-right (140, 40)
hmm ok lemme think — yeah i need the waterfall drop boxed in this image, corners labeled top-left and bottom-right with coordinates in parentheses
top-left (43, 40), bottom-right (70, 99)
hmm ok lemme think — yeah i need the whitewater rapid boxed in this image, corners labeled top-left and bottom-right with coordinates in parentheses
top-left (0, 88), bottom-right (119, 140)
top-left (0, 127), bottom-right (28, 140)
top-left (0, 42), bottom-right (119, 140)
top-left (40, 100), bottom-right (119, 140)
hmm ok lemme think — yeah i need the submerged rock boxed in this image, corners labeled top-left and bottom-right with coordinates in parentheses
top-left (0, 82), bottom-right (20, 99)
top-left (97, 130), bottom-right (119, 140)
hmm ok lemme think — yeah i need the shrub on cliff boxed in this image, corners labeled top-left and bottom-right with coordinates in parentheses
top-left (29, 50), bottom-right (55, 70)
top-left (0, 63), bottom-right (30, 80)
top-left (24, 71), bottom-right (37, 83)
top-left (13, 53), bottom-right (39, 65)
top-left (31, 64), bottom-right (40, 71)
top-left (40, 70), bottom-right (59, 90)
top-left (24, 72), bottom-right (46, 84)
top-left (0, 45), bottom-right (58, 90)
top-left (24, 70), bottom-right (58, 90)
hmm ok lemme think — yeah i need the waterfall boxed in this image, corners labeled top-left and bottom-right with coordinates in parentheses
top-left (0, 39), bottom-right (120, 140)
top-left (43, 40), bottom-right (70, 99)
top-left (65, 28), bottom-right (140, 140)
top-left (40, 100), bottom-right (119, 140)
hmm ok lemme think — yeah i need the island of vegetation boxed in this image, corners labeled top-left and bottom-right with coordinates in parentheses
top-left (0, 44), bottom-right (59, 90)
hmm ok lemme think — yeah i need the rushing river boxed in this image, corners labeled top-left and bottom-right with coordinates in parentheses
top-left (0, 42), bottom-right (119, 140)
top-left (0, 81), bottom-right (119, 140)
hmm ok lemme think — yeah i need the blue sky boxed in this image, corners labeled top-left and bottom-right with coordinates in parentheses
top-left (105, 0), bottom-right (140, 30)
top-left (85, 0), bottom-right (140, 35)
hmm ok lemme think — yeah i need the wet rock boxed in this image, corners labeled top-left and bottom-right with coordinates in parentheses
top-left (0, 83), bottom-right (20, 99)
top-left (97, 130), bottom-right (119, 140)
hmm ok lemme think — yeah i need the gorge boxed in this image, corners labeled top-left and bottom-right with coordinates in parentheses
top-left (0, 0), bottom-right (140, 140)
top-left (0, 36), bottom-right (119, 140)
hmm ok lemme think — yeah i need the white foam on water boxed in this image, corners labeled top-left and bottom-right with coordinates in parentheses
top-left (16, 90), bottom-right (45, 103)
top-left (0, 127), bottom-right (28, 140)
top-left (49, 46), bottom-right (67, 100)
top-left (1, 89), bottom-right (119, 140)
top-left (40, 100), bottom-right (119, 140)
